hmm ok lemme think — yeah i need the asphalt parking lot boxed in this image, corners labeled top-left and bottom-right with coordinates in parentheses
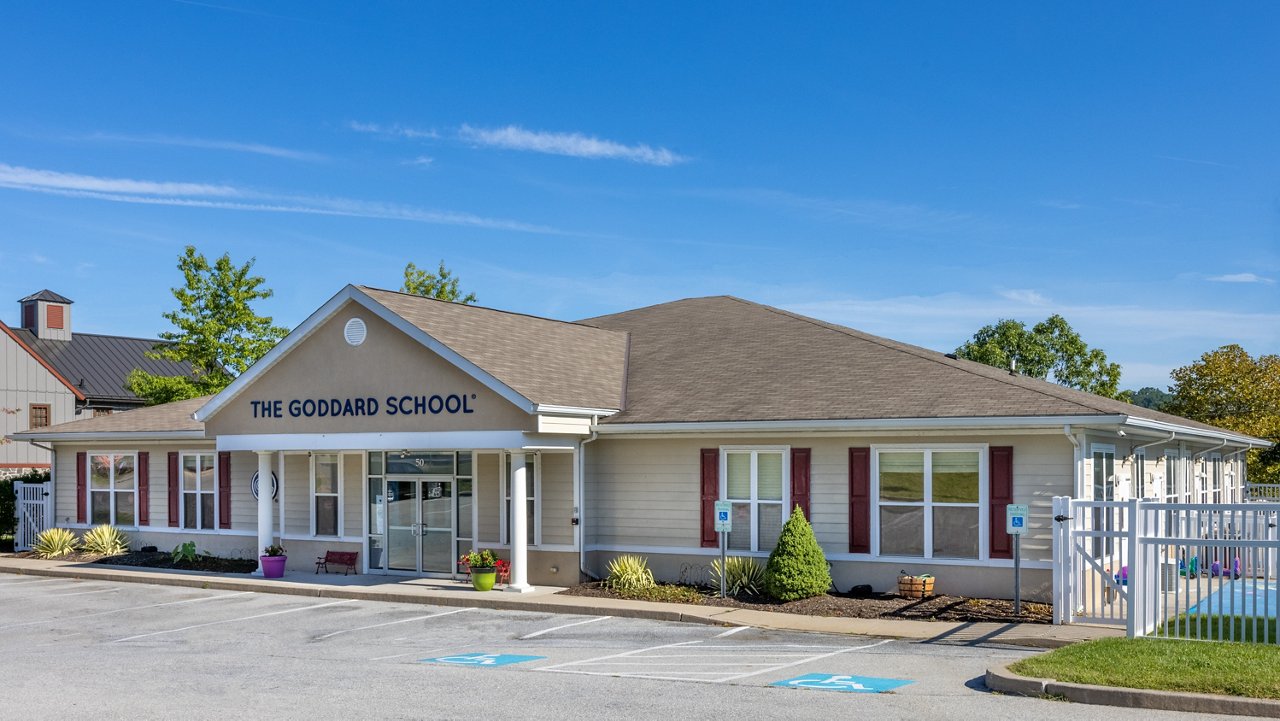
top-left (0, 574), bottom-right (1224, 720)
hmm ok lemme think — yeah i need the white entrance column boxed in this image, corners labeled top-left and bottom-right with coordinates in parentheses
top-left (255, 451), bottom-right (275, 576)
top-left (506, 451), bottom-right (533, 593)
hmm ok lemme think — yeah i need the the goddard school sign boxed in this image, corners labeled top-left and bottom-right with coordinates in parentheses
top-left (250, 393), bottom-right (477, 419)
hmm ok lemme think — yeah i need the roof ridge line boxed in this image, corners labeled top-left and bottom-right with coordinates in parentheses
top-left (731, 297), bottom-right (1109, 415)
top-left (359, 285), bottom-right (626, 335)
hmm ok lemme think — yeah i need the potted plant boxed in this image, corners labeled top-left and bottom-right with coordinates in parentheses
top-left (461, 549), bottom-right (500, 591)
top-left (261, 544), bottom-right (287, 579)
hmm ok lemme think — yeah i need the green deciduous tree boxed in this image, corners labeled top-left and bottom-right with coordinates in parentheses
top-left (402, 260), bottom-right (477, 304)
top-left (1130, 386), bottom-right (1173, 410)
top-left (955, 314), bottom-right (1126, 400)
top-left (1164, 344), bottom-right (1280, 483)
top-left (763, 506), bottom-right (832, 601)
top-left (126, 246), bottom-right (289, 405)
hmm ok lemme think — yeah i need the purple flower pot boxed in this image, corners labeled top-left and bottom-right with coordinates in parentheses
top-left (260, 555), bottom-right (287, 579)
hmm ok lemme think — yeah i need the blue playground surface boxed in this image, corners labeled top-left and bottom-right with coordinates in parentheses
top-left (1187, 579), bottom-right (1280, 618)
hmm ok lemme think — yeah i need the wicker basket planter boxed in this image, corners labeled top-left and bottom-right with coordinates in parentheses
top-left (897, 574), bottom-right (935, 599)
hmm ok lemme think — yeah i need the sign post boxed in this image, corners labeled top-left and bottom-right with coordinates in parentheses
top-left (714, 500), bottom-right (732, 598)
top-left (1006, 503), bottom-right (1029, 615)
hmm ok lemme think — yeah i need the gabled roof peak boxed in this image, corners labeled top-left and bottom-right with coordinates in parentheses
top-left (19, 289), bottom-right (73, 304)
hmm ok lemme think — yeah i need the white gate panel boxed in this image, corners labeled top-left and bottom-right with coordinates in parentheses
top-left (14, 482), bottom-right (52, 552)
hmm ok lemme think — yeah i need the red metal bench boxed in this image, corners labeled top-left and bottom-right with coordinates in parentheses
top-left (315, 550), bottom-right (359, 575)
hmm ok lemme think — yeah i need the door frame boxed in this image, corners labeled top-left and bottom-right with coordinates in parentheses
top-left (383, 473), bottom-right (457, 578)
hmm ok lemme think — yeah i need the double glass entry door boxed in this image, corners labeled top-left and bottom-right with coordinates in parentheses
top-left (387, 476), bottom-right (455, 574)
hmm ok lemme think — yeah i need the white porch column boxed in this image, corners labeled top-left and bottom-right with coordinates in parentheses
top-left (255, 451), bottom-right (275, 576)
top-left (506, 451), bottom-right (533, 593)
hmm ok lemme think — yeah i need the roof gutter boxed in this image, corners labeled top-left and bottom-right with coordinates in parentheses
top-left (1194, 438), bottom-right (1232, 460)
top-left (8, 430), bottom-right (208, 442)
top-left (596, 414), bottom-right (1130, 435)
top-left (1122, 416), bottom-right (1269, 447)
top-left (1133, 431), bottom-right (1177, 455)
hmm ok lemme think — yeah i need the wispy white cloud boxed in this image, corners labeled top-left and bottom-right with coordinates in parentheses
top-left (458, 124), bottom-right (687, 166)
top-left (347, 121), bottom-right (439, 139)
top-left (0, 163), bottom-right (239, 197)
top-left (79, 132), bottom-right (327, 161)
top-left (28, 253), bottom-right (49, 264)
top-left (0, 162), bottom-right (557, 234)
top-left (998, 289), bottom-right (1049, 305)
top-left (1208, 272), bottom-right (1274, 284)
top-left (1038, 199), bottom-right (1084, 210)
top-left (401, 155), bottom-right (434, 167)
top-left (1157, 154), bottom-right (1238, 169)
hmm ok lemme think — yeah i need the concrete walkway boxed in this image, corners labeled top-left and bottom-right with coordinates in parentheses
top-left (0, 555), bottom-right (1119, 648)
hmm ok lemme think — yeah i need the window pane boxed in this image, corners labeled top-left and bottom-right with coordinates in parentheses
top-left (456, 478), bottom-right (472, 539)
top-left (368, 478), bottom-right (385, 535)
top-left (880, 452), bottom-right (924, 502)
top-left (386, 452), bottom-right (453, 475)
top-left (91, 491), bottom-right (111, 524)
top-left (115, 492), bottom-right (134, 526)
top-left (757, 503), bottom-right (784, 550)
top-left (933, 506), bottom-right (979, 558)
top-left (456, 452), bottom-right (473, 478)
top-left (183, 456), bottom-right (199, 491)
top-left (525, 460), bottom-right (535, 498)
top-left (183, 494), bottom-right (197, 529)
top-left (200, 455), bottom-right (215, 492)
top-left (316, 496), bottom-right (338, 536)
top-left (526, 499), bottom-right (535, 545)
top-left (200, 492), bottom-right (214, 530)
top-left (114, 456), bottom-right (135, 490)
top-left (727, 503), bottom-right (751, 551)
top-left (933, 452), bottom-right (979, 503)
top-left (879, 506), bottom-right (924, 556)
top-left (726, 454), bottom-right (750, 499)
top-left (368, 452), bottom-right (383, 476)
top-left (91, 455), bottom-right (112, 489)
top-left (757, 453), bottom-right (783, 501)
top-left (315, 455), bottom-right (339, 494)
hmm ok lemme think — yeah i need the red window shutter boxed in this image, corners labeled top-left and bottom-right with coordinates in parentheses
top-left (137, 452), bottom-right (150, 526)
top-left (47, 304), bottom-right (64, 329)
top-left (168, 451), bottom-right (180, 528)
top-left (849, 447), bottom-right (871, 553)
top-left (790, 448), bottom-right (811, 521)
top-left (989, 446), bottom-right (1014, 559)
top-left (76, 452), bottom-right (87, 524)
top-left (700, 448), bottom-right (719, 548)
top-left (218, 451), bottom-right (232, 529)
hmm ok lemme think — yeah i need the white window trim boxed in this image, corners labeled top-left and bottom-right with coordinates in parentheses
top-left (719, 445), bottom-right (790, 553)
top-left (870, 443), bottom-right (988, 561)
top-left (178, 451), bottom-right (218, 531)
top-left (1091, 444), bottom-right (1116, 502)
top-left (310, 452), bottom-right (344, 537)
top-left (501, 452), bottom-right (541, 547)
top-left (87, 451), bottom-right (140, 529)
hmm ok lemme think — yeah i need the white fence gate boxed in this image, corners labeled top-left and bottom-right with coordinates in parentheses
top-left (14, 481), bottom-right (52, 552)
top-left (1054, 496), bottom-right (1280, 642)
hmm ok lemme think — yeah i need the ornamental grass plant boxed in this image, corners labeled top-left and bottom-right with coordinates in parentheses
top-left (79, 524), bottom-right (130, 555)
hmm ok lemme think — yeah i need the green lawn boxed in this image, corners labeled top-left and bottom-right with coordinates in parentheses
top-left (1011, 637), bottom-right (1280, 699)
top-left (1160, 615), bottom-right (1278, 644)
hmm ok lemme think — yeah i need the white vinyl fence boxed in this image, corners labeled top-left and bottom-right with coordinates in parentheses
top-left (1054, 496), bottom-right (1280, 642)
top-left (14, 481), bottom-right (52, 552)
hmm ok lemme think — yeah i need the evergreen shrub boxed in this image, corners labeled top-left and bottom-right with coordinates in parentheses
top-left (764, 506), bottom-right (832, 601)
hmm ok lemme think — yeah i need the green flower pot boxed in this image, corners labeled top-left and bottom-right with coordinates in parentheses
top-left (471, 567), bottom-right (497, 591)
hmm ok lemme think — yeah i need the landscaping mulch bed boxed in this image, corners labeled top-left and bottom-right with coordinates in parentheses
top-left (11, 550), bottom-right (257, 574)
top-left (561, 582), bottom-right (1052, 624)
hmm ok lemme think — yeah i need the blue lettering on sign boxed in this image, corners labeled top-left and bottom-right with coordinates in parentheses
top-left (420, 653), bottom-right (545, 667)
top-left (255, 393), bottom-right (475, 420)
top-left (771, 674), bottom-right (912, 693)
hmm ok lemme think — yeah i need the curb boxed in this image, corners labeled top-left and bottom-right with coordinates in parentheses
top-left (985, 663), bottom-right (1280, 718)
top-left (0, 564), bottom-right (725, 628)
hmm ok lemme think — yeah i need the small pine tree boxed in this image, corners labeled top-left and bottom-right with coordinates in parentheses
top-left (764, 506), bottom-right (832, 601)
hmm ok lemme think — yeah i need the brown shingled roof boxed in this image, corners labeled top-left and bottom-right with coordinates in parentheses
top-left (581, 296), bottom-right (1232, 432)
top-left (16, 396), bottom-right (208, 436)
top-left (359, 287), bottom-right (628, 410)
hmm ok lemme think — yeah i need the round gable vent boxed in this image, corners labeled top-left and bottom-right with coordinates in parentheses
top-left (343, 318), bottom-right (367, 346)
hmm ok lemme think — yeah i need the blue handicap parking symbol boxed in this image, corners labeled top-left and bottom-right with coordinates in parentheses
top-left (1011, 517), bottom-right (1024, 528)
top-left (771, 673), bottom-right (912, 693)
top-left (718, 511), bottom-right (729, 521)
top-left (420, 652), bottom-right (546, 667)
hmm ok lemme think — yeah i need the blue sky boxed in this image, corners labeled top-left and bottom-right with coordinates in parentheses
top-left (1, 2), bottom-right (1276, 389)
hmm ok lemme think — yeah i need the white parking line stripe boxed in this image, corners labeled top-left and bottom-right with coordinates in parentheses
top-left (586, 661), bottom-right (782, 667)
top-left (540, 669), bottom-right (735, 681)
top-left (0, 578), bottom-right (62, 589)
top-left (4, 588), bottom-right (118, 601)
top-left (0, 591), bottom-right (253, 630)
top-left (520, 615), bottom-right (611, 639)
top-left (715, 626), bottom-right (749, 638)
top-left (316, 607), bottom-right (474, 640)
top-left (638, 653), bottom-right (816, 658)
top-left (369, 644), bottom-right (456, 662)
top-left (537, 640), bottom-right (701, 671)
top-left (111, 599), bottom-right (356, 642)
top-left (714, 639), bottom-right (893, 683)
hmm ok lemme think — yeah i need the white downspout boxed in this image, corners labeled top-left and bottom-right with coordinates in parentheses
top-left (578, 415), bottom-right (599, 581)
top-left (1064, 425), bottom-right (1082, 498)
top-left (1134, 431), bottom-right (1176, 455)
top-left (1193, 438), bottom-right (1231, 460)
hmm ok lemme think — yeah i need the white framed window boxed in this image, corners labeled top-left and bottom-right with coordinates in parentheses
top-left (1091, 444), bottom-right (1116, 502)
top-left (1210, 453), bottom-right (1223, 504)
top-left (721, 447), bottom-right (789, 553)
top-left (1164, 450), bottom-right (1182, 504)
top-left (874, 446), bottom-right (984, 560)
top-left (88, 452), bottom-right (138, 527)
top-left (180, 452), bottom-right (217, 530)
top-left (501, 454), bottom-right (540, 546)
top-left (1134, 449), bottom-right (1150, 499)
top-left (311, 453), bottom-right (342, 536)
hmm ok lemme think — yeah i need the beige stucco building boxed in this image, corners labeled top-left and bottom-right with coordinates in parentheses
top-left (11, 285), bottom-right (1270, 600)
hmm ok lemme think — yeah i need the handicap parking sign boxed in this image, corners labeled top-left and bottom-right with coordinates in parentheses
top-left (771, 673), bottom-right (912, 693)
top-left (420, 652), bottom-right (545, 667)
